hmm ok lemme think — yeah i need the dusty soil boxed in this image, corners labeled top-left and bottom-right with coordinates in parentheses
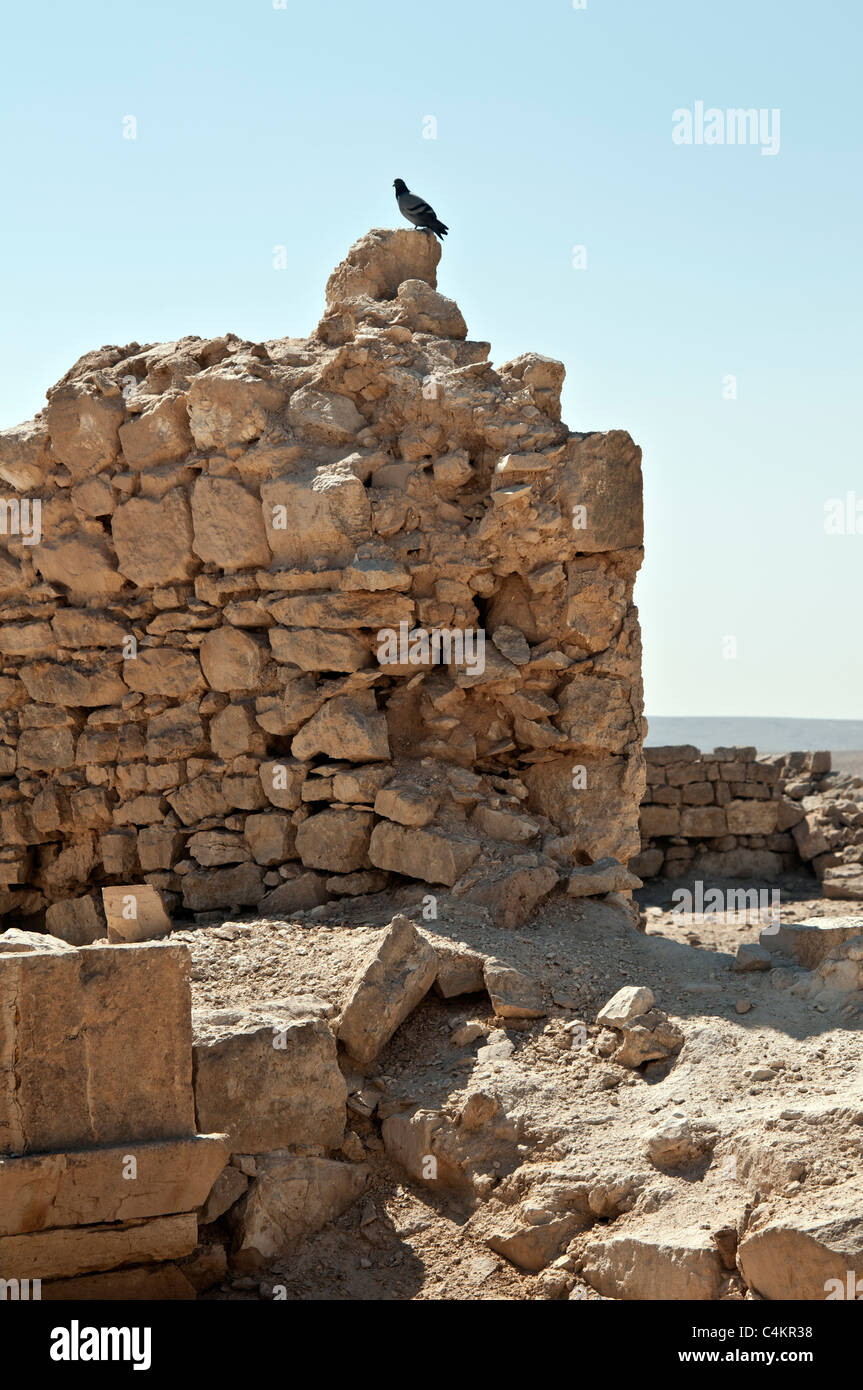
top-left (183, 871), bottom-right (863, 1301)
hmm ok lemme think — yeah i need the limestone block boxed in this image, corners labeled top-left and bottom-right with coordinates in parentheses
top-left (112, 492), bottom-right (198, 587)
top-left (368, 821), bottom-right (479, 886)
top-left (0, 1213), bottom-right (197, 1282)
top-left (295, 809), bottom-right (373, 872)
top-left (192, 1005), bottom-right (346, 1152)
top-left (230, 1155), bottom-right (367, 1271)
top-left (0, 1135), bottom-right (228, 1235)
top-left (0, 942), bottom-right (195, 1154)
top-left (337, 915), bottom-right (438, 1065)
top-left (191, 476), bottom-right (271, 569)
top-left (101, 884), bottom-right (173, 944)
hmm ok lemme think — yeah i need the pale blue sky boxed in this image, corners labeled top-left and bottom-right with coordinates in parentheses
top-left (1, 0), bottom-right (860, 719)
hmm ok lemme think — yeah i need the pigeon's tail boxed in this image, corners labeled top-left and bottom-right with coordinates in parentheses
top-left (430, 218), bottom-right (448, 238)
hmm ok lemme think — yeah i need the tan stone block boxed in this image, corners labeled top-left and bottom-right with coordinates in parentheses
top-left (187, 373), bottom-right (285, 453)
top-left (46, 383), bottom-right (125, 479)
top-left (666, 763), bottom-right (706, 786)
top-left (368, 820), bottom-right (480, 886)
top-left (0, 942), bottom-right (195, 1155)
top-left (118, 391), bottom-right (194, 468)
top-left (45, 895), bottom-right (106, 946)
top-left (99, 831), bottom-right (139, 877)
top-left (19, 660), bottom-right (127, 707)
top-left (725, 800), bottom-right (779, 836)
top-left (639, 806), bottom-right (681, 837)
top-left (244, 812), bottom-right (295, 866)
top-left (167, 777), bottom-right (229, 825)
top-left (42, 1261), bottom-right (197, 1300)
top-left (33, 535), bottom-right (126, 603)
top-left (200, 626), bottom-right (265, 692)
top-left (269, 626), bottom-right (370, 671)
top-left (292, 691), bottom-right (389, 762)
top-left (112, 492), bottom-right (198, 587)
top-left (146, 706), bottom-right (207, 760)
top-left (0, 1135), bottom-right (228, 1235)
top-left (17, 725), bottom-right (75, 771)
top-left (230, 1155), bottom-right (367, 1271)
top-left (337, 915), bottom-right (438, 1065)
top-left (190, 476), bottom-right (271, 571)
top-left (0, 1213), bottom-right (197, 1281)
top-left (209, 704), bottom-right (265, 759)
top-left (268, 590), bottom-right (413, 630)
top-left (0, 621), bottom-right (54, 657)
top-left (193, 1006), bottom-right (346, 1152)
top-left (102, 884), bottom-right (173, 943)
top-left (374, 781), bottom-right (438, 827)
top-left (181, 863), bottom-right (264, 912)
top-left (680, 806), bottom-right (728, 838)
top-left (295, 809), bottom-right (373, 872)
top-left (122, 648), bottom-right (204, 698)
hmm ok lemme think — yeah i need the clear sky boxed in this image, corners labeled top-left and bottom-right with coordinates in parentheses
top-left (1, 0), bottom-right (860, 719)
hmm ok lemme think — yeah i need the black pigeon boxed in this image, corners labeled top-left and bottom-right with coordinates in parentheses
top-left (393, 179), bottom-right (448, 238)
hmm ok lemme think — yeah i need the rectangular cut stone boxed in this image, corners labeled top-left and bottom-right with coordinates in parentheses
top-left (101, 883), bottom-right (173, 943)
top-left (192, 1006), bottom-right (346, 1153)
top-left (42, 1262), bottom-right (197, 1300)
top-left (0, 1213), bottom-right (197, 1281)
top-left (0, 1135), bottom-right (228, 1236)
top-left (268, 591), bottom-right (414, 630)
top-left (0, 942), bottom-right (195, 1155)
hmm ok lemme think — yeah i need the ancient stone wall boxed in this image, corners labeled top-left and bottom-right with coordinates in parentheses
top-left (0, 228), bottom-right (644, 939)
top-left (0, 934), bottom-right (228, 1297)
top-left (634, 745), bottom-right (863, 895)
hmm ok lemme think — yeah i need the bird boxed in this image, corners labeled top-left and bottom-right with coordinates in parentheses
top-left (393, 179), bottom-right (448, 238)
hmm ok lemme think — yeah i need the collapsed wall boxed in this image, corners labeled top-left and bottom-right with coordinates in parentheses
top-left (635, 745), bottom-right (863, 897)
top-left (0, 228), bottom-right (645, 938)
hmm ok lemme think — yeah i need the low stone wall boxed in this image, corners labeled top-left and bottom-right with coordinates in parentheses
top-left (0, 227), bottom-right (645, 940)
top-left (632, 745), bottom-right (863, 895)
top-left (0, 934), bottom-right (228, 1297)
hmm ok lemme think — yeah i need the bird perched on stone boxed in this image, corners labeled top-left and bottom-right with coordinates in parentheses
top-left (393, 179), bottom-right (448, 238)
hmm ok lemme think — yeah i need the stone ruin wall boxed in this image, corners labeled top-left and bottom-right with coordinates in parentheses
top-left (634, 745), bottom-right (863, 898)
top-left (0, 228), bottom-right (645, 940)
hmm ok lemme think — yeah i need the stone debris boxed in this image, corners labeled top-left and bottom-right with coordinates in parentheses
top-left (229, 1155), bottom-right (368, 1271)
top-left (337, 914), bottom-right (438, 1065)
top-left (567, 857), bottom-right (641, 897)
top-left (596, 984), bottom-right (654, 1028)
top-left (732, 942), bottom-right (772, 973)
top-left (644, 1119), bottom-right (718, 1171)
top-left (594, 988), bottom-right (684, 1071)
top-left (483, 960), bottom-right (546, 1019)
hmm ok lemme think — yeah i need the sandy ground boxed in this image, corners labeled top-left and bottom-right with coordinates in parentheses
top-left (832, 751), bottom-right (863, 779)
top-left (182, 867), bottom-right (863, 1301)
